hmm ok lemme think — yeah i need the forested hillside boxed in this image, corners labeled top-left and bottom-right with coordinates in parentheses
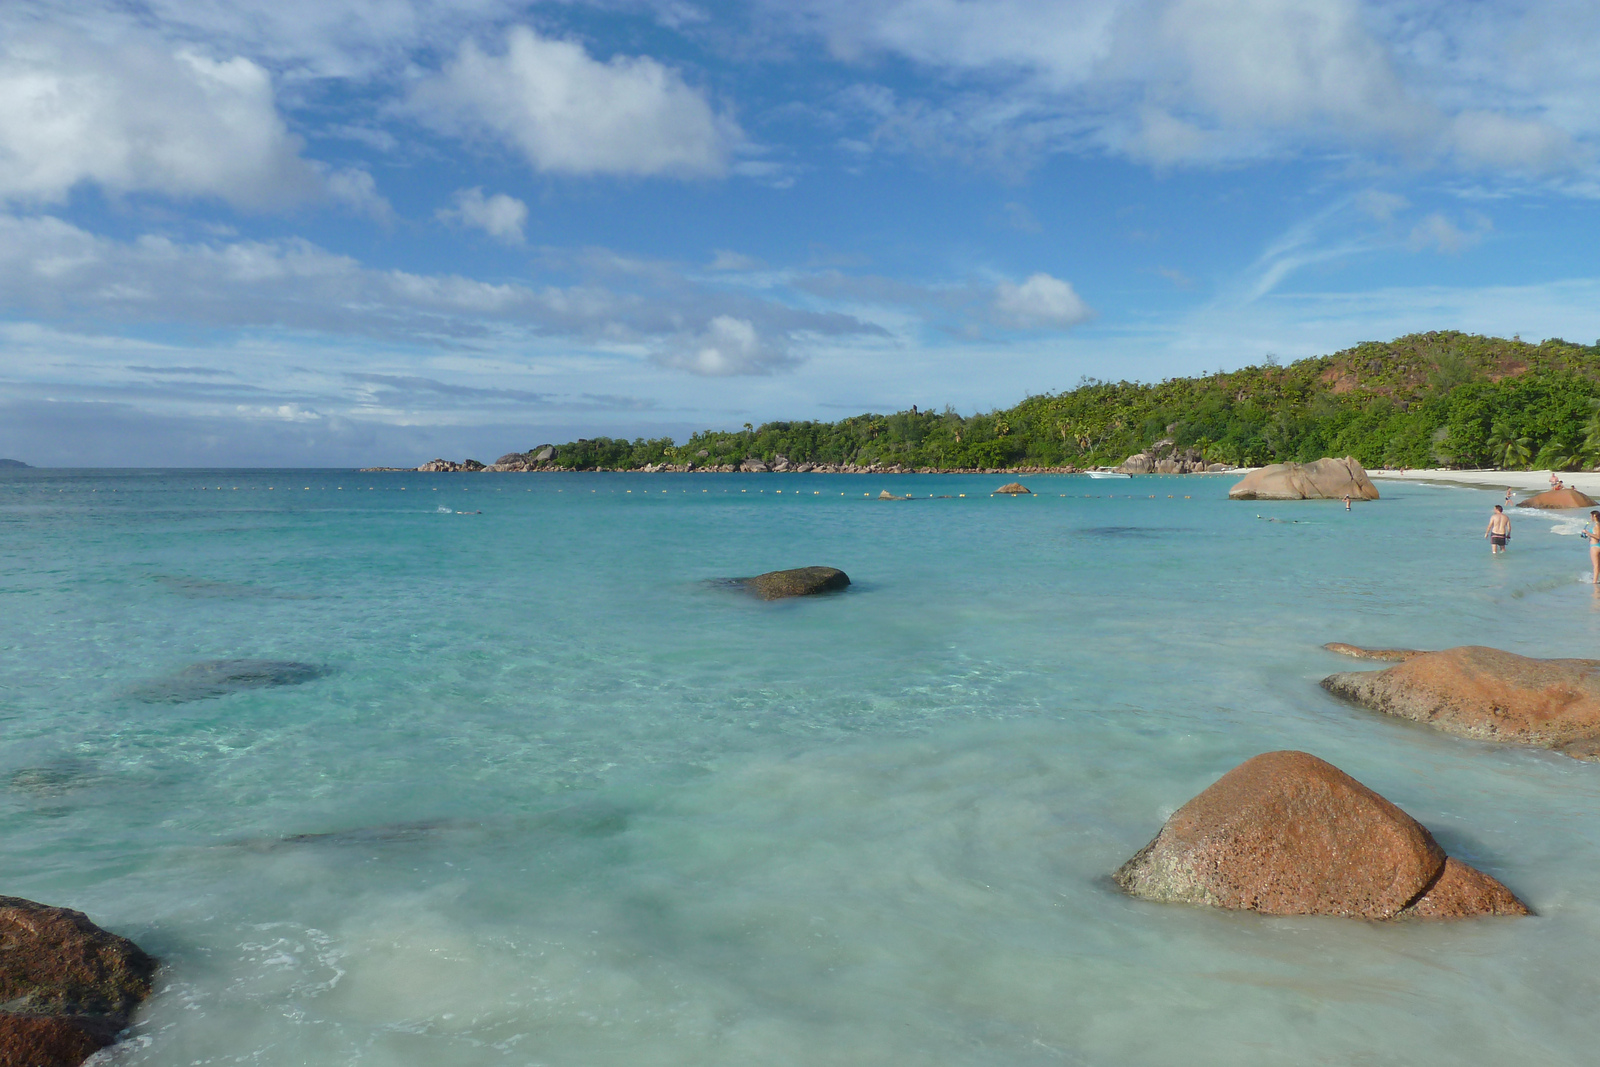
top-left (543, 332), bottom-right (1600, 471)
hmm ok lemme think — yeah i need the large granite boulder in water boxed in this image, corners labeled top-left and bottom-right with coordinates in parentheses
top-left (0, 896), bottom-right (156, 1066)
top-left (1515, 487), bottom-right (1597, 510)
top-left (1113, 751), bottom-right (1527, 919)
top-left (1228, 457), bottom-right (1379, 501)
top-left (1322, 646), bottom-right (1600, 760)
top-left (739, 567), bottom-right (850, 600)
top-left (994, 482), bottom-right (1031, 495)
top-left (132, 659), bottom-right (327, 703)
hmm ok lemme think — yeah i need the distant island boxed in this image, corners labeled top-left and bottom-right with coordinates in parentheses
top-left (385, 331), bottom-right (1600, 473)
top-left (0, 459), bottom-right (30, 469)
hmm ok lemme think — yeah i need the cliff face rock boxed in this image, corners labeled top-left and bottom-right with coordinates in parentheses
top-left (739, 567), bottom-right (850, 600)
top-left (1228, 457), bottom-right (1379, 500)
top-left (1322, 645), bottom-right (1600, 760)
top-left (0, 896), bottom-right (157, 1067)
top-left (1113, 751), bottom-right (1527, 920)
top-left (1515, 487), bottom-right (1598, 509)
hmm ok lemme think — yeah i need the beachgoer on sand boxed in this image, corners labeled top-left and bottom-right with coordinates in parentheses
top-left (1550, 471), bottom-right (1564, 490)
top-left (1585, 511), bottom-right (1600, 584)
top-left (1486, 505), bottom-right (1511, 554)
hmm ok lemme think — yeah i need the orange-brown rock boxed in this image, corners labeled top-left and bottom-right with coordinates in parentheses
top-left (0, 1015), bottom-right (117, 1067)
top-left (994, 482), bottom-right (1031, 494)
top-left (1401, 858), bottom-right (1530, 919)
top-left (1321, 646), bottom-right (1600, 760)
top-left (1323, 642), bottom-right (1428, 661)
top-left (738, 567), bottom-right (850, 600)
top-left (1515, 486), bottom-right (1597, 509)
top-left (1113, 751), bottom-right (1527, 920)
top-left (1228, 457), bottom-right (1379, 501)
top-left (0, 898), bottom-right (155, 1067)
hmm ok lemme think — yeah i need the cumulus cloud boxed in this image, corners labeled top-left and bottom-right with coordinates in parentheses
top-left (1406, 212), bottom-right (1489, 255)
top-left (0, 214), bottom-right (876, 367)
top-left (408, 26), bottom-right (739, 178)
top-left (438, 187), bottom-right (529, 243)
top-left (782, 0), bottom-right (1598, 178)
top-left (0, 28), bottom-right (322, 208)
top-left (991, 273), bottom-right (1092, 328)
top-left (654, 316), bottom-right (799, 376)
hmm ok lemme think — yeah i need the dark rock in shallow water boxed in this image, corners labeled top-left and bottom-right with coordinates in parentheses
top-left (0, 896), bottom-right (156, 1067)
top-left (737, 567), bottom-right (850, 600)
top-left (132, 659), bottom-right (328, 703)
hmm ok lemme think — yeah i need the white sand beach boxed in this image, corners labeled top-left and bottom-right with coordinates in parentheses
top-left (1370, 467), bottom-right (1600, 497)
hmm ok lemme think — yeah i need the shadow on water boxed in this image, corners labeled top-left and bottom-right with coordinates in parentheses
top-left (9, 759), bottom-right (103, 798)
top-left (152, 575), bottom-right (316, 600)
top-left (131, 660), bottom-right (330, 703)
top-left (1074, 526), bottom-right (1183, 539)
top-left (226, 802), bottom-right (632, 854)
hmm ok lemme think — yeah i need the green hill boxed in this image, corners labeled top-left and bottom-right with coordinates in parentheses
top-left (545, 331), bottom-right (1600, 471)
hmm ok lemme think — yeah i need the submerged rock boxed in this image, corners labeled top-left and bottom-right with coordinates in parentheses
top-left (1515, 486), bottom-right (1597, 510)
top-left (1322, 646), bottom-right (1600, 760)
top-left (0, 896), bottom-right (156, 1066)
top-left (1113, 751), bottom-right (1527, 920)
top-left (994, 482), bottom-right (1031, 495)
top-left (132, 659), bottom-right (327, 703)
top-left (737, 567), bottom-right (850, 600)
top-left (1228, 457), bottom-right (1379, 501)
top-left (1323, 642), bottom-right (1428, 661)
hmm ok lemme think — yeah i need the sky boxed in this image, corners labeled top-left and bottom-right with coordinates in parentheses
top-left (3, 0), bottom-right (1600, 466)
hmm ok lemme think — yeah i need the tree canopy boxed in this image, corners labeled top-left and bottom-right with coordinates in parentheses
top-left (540, 332), bottom-right (1600, 471)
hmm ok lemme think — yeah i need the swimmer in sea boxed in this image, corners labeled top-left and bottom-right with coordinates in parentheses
top-left (1584, 510), bottom-right (1600, 584)
top-left (1485, 504), bottom-right (1511, 555)
top-left (1343, 494), bottom-right (1351, 511)
top-left (1505, 487), bottom-right (1514, 505)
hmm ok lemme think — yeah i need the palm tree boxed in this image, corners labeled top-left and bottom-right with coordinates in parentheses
top-left (1487, 420), bottom-right (1532, 469)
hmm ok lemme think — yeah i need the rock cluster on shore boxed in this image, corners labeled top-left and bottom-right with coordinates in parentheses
top-left (1228, 456), bottom-right (1379, 500)
top-left (0, 897), bottom-right (156, 1067)
top-left (404, 452), bottom-right (1085, 474)
top-left (1116, 438), bottom-right (1233, 474)
top-left (1114, 751), bottom-right (1528, 920)
top-left (1322, 645), bottom-right (1600, 761)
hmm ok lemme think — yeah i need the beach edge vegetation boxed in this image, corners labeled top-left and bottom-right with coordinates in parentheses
top-left (536, 331), bottom-right (1600, 472)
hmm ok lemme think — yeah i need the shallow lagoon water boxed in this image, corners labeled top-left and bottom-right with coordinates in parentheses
top-left (3, 469), bottom-right (1600, 1065)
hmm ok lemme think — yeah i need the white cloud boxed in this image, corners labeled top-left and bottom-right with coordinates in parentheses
top-left (709, 249), bottom-right (763, 271)
top-left (992, 273), bottom-right (1092, 328)
top-left (655, 315), bottom-right (799, 376)
top-left (0, 28), bottom-right (322, 208)
top-left (1406, 212), bottom-right (1488, 254)
top-left (408, 26), bottom-right (739, 178)
top-left (438, 187), bottom-right (528, 243)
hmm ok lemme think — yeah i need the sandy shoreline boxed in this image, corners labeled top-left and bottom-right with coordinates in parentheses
top-left (1368, 468), bottom-right (1600, 496)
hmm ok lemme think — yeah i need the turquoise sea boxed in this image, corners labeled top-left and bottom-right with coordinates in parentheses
top-left (5, 468), bottom-right (1600, 1066)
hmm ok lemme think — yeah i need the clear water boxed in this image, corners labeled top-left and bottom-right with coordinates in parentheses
top-left (4, 469), bottom-right (1599, 1066)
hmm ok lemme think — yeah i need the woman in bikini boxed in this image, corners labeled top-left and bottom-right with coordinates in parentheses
top-left (1585, 510), bottom-right (1600, 584)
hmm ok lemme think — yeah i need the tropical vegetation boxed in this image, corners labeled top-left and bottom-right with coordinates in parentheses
top-left (539, 332), bottom-right (1600, 472)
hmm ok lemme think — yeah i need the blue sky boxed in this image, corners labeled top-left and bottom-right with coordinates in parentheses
top-left (3, 0), bottom-right (1600, 466)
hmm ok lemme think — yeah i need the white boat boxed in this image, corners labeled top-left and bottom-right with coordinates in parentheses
top-left (1087, 471), bottom-right (1132, 479)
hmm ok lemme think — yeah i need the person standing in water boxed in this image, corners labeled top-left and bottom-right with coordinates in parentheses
top-left (1584, 510), bottom-right (1600, 584)
top-left (1486, 505), bottom-right (1511, 554)
top-left (1342, 494), bottom-right (1351, 511)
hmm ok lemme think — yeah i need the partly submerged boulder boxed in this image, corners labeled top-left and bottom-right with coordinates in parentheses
top-left (1322, 645), bottom-right (1600, 760)
top-left (132, 659), bottom-right (327, 704)
top-left (739, 567), bottom-right (850, 600)
top-left (1228, 457), bottom-right (1379, 501)
top-left (1113, 751), bottom-right (1527, 920)
top-left (1515, 486), bottom-right (1597, 510)
top-left (0, 896), bottom-right (156, 1067)
top-left (994, 482), bottom-right (1031, 495)
top-left (1323, 642), bottom-right (1429, 662)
